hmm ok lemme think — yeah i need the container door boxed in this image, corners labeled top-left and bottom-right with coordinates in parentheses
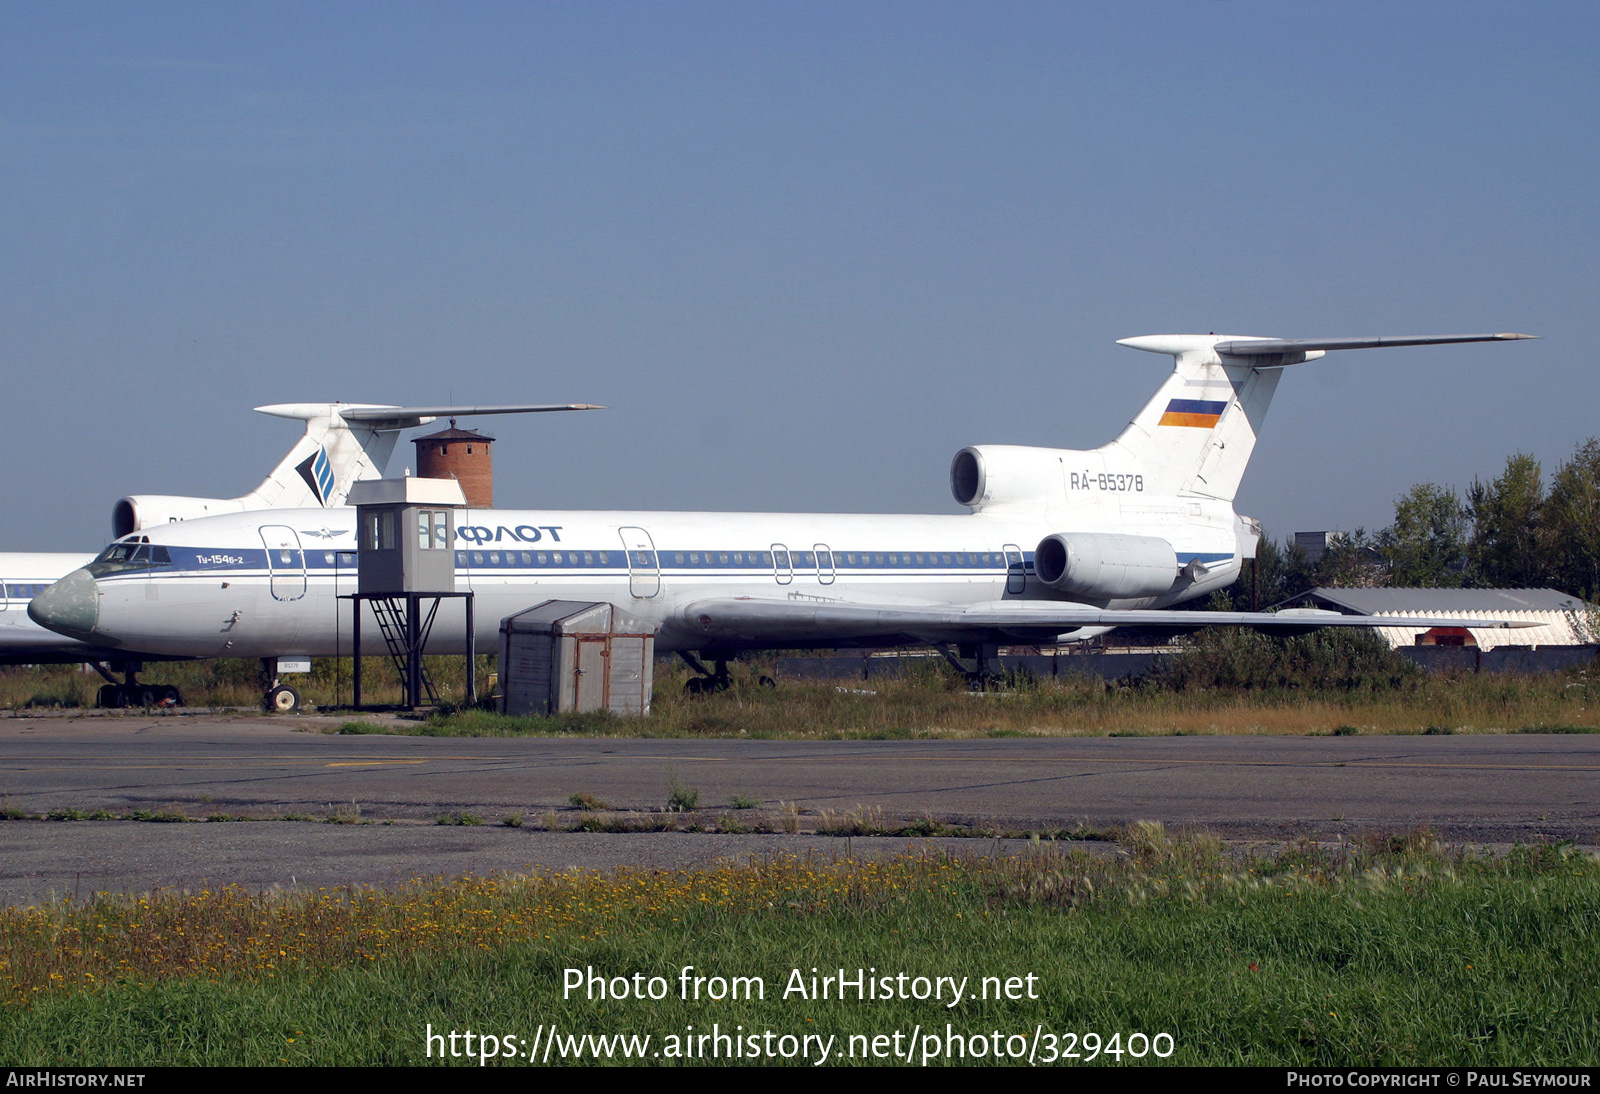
top-left (574, 635), bottom-right (608, 711)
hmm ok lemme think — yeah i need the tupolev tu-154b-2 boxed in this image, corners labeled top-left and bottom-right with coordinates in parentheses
top-left (30, 332), bottom-right (1538, 708)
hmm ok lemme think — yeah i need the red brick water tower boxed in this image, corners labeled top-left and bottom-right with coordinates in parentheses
top-left (413, 419), bottom-right (494, 508)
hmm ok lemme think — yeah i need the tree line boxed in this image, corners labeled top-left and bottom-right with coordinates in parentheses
top-left (1221, 438), bottom-right (1600, 607)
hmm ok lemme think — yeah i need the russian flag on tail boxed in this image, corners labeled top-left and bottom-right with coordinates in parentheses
top-left (1158, 398), bottom-right (1227, 428)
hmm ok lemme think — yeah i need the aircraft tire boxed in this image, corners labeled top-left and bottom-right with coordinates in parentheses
top-left (265, 685), bottom-right (301, 714)
top-left (162, 685), bottom-right (182, 707)
top-left (97, 684), bottom-right (120, 709)
top-left (137, 687), bottom-right (159, 708)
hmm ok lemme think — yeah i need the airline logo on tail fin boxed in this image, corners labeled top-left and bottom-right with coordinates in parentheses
top-left (1158, 399), bottom-right (1228, 429)
top-left (294, 446), bottom-right (336, 507)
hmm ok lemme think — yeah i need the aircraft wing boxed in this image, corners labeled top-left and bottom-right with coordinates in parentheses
top-left (675, 597), bottom-right (1538, 646)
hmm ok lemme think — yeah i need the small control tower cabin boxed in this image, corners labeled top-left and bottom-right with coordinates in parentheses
top-left (346, 476), bottom-right (473, 709)
top-left (350, 476), bottom-right (467, 596)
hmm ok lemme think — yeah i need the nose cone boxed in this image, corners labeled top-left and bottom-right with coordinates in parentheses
top-left (28, 568), bottom-right (104, 643)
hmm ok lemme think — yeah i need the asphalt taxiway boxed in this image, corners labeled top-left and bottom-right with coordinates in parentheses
top-left (1, 712), bottom-right (1595, 904)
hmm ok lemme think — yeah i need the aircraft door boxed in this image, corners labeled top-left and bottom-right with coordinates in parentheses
top-left (814, 543), bottom-right (835, 585)
top-left (1003, 543), bottom-right (1026, 595)
top-left (771, 543), bottom-right (793, 585)
top-left (618, 526), bottom-right (661, 599)
top-left (260, 526), bottom-right (307, 601)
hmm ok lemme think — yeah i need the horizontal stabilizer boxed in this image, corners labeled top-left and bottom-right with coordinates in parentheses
top-left (255, 402), bottom-right (604, 430)
top-left (1213, 333), bottom-right (1537, 356)
top-left (338, 403), bottom-right (605, 422)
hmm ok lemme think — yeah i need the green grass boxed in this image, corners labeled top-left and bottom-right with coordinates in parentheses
top-left (0, 655), bottom-right (494, 712)
top-left (665, 780), bottom-right (701, 812)
top-left (393, 656), bottom-right (1600, 740)
top-left (434, 812), bottom-right (484, 827)
top-left (2, 836), bottom-right (1596, 1066)
top-left (9, 640), bottom-right (1600, 740)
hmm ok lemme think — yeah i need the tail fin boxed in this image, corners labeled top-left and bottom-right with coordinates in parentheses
top-left (112, 402), bottom-right (603, 536)
top-left (1101, 332), bottom-right (1535, 503)
top-left (245, 402), bottom-right (604, 509)
top-left (1099, 336), bottom-right (1287, 502)
top-left (243, 404), bottom-right (406, 509)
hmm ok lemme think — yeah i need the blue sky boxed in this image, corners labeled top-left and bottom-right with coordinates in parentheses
top-left (3, 2), bottom-right (1593, 550)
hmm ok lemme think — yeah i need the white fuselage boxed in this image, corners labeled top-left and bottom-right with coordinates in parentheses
top-left (63, 502), bottom-right (1244, 659)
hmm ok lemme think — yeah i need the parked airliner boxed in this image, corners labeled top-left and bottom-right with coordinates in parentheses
top-left (31, 333), bottom-right (1536, 709)
top-left (6, 401), bottom-right (596, 705)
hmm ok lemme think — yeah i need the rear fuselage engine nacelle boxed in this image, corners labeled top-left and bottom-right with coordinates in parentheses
top-left (1034, 532), bottom-right (1179, 600)
top-left (112, 496), bottom-right (248, 539)
top-left (951, 445), bottom-right (1071, 511)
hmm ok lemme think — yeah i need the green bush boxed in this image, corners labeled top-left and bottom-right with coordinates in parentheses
top-left (1143, 627), bottom-right (1421, 693)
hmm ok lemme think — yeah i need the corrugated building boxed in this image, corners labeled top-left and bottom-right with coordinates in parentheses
top-left (1271, 587), bottom-right (1595, 650)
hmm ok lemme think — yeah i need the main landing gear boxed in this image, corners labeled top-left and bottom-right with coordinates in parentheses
top-left (680, 652), bottom-right (777, 695)
top-left (680, 651), bottom-right (731, 695)
top-left (938, 642), bottom-right (1006, 691)
top-left (92, 662), bottom-right (182, 709)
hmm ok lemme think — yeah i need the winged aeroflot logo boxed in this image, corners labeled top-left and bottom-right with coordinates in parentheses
top-left (294, 445), bottom-right (337, 506)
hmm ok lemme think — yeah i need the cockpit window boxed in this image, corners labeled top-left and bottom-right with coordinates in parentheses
top-left (88, 542), bottom-right (172, 576)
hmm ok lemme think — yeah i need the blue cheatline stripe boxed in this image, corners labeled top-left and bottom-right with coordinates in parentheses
top-left (137, 547), bottom-right (1232, 579)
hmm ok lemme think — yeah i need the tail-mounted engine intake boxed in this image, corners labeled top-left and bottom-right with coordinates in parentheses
top-left (113, 496), bottom-right (248, 539)
top-left (951, 445), bottom-right (1070, 512)
top-left (1034, 532), bottom-right (1178, 600)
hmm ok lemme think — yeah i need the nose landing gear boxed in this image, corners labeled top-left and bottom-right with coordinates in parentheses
top-left (260, 658), bottom-right (302, 713)
top-left (265, 685), bottom-right (302, 713)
